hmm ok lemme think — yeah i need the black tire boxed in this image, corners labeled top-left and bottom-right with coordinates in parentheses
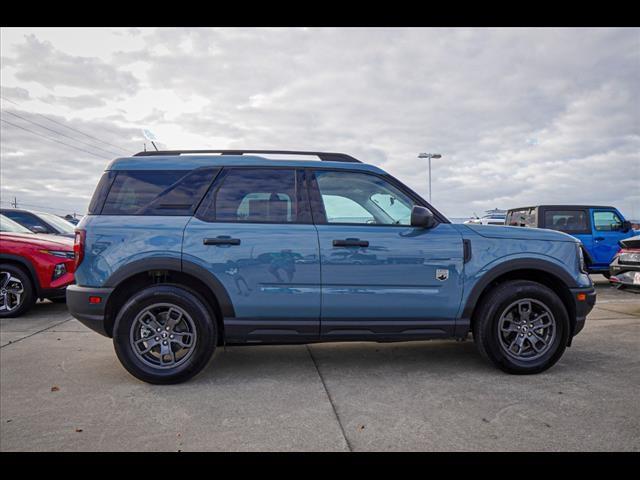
top-left (0, 263), bottom-right (36, 318)
top-left (601, 272), bottom-right (611, 279)
top-left (113, 284), bottom-right (217, 384)
top-left (472, 280), bottom-right (569, 374)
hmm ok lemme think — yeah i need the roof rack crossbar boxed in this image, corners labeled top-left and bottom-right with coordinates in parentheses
top-left (132, 149), bottom-right (361, 163)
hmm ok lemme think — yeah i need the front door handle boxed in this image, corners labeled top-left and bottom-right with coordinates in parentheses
top-left (333, 238), bottom-right (369, 248)
top-left (594, 237), bottom-right (605, 242)
top-left (203, 236), bottom-right (241, 246)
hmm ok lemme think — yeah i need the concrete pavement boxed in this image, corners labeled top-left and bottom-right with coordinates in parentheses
top-left (1, 276), bottom-right (638, 451)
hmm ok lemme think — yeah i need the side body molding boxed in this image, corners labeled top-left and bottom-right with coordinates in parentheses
top-left (461, 257), bottom-right (579, 320)
top-left (103, 257), bottom-right (235, 318)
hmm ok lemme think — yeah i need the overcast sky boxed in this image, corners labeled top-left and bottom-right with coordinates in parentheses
top-left (1, 27), bottom-right (638, 219)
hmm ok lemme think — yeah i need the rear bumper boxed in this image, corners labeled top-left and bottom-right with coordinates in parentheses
top-left (569, 286), bottom-right (596, 337)
top-left (66, 285), bottom-right (113, 337)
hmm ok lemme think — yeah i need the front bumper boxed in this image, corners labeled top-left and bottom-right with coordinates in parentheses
top-left (66, 285), bottom-right (114, 337)
top-left (569, 286), bottom-right (596, 337)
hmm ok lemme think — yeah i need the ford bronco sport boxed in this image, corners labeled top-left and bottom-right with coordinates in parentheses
top-left (67, 150), bottom-right (596, 384)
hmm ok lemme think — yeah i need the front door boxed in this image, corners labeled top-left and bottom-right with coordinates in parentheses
top-left (308, 169), bottom-right (464, 339)
top-left (591, 209), bottom-right (626, 267)
top-left (183, 167), bottom-right (321, 343)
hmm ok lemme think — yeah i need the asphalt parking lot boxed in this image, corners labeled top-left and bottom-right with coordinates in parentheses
top-left (1, 275), bottom-right (638, 452)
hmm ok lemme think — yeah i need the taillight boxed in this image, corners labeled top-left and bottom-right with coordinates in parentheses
top-left (74, 229), bottom-right (86, 268)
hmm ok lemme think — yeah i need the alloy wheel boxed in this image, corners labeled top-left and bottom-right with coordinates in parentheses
top-left (497, 298), bottom-right (556, 361)
top-left (129, 303), bottom-right (198, 369)
top-left (0, 271), bottom-right (25, 313)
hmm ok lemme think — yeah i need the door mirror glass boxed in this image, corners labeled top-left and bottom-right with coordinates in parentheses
top-left (410, 206), bottom-right (436, 229)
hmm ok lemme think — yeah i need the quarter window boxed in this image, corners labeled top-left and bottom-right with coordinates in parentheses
top-left (506, 208), bottom-right (536, 227)
top-left (101, 169), bottom-right (217, 216)
top-left (313, 171), bottom-right (414, 225)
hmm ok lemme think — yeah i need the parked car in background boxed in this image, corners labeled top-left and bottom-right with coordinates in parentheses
top-left (63, 214), bottom-right (80, 225)
top-left (505, 205), bottom-right (636, 276)
top-left (68, 149), bottom-right (594, 384)
top-left (609, 235), bottom-right (640, 292)
top-left (0, 214), bottom-right (75, 317)
top-left (464, 209), bottom-right (506, 226)
top-left (0, 208), bottom-right (76, 238)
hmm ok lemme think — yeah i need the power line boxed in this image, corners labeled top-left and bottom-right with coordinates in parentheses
top-left (2, 109), bottom-right (124, 158)
top-left (0, 199), bottom-right (76, 215)
top-left (1, 118), bottom-right (111, 160)
top-left (0, 94), bottom-right (131, 154)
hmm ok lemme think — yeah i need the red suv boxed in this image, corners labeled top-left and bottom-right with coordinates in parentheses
top-left (0, 214), bottom-right (75, 317)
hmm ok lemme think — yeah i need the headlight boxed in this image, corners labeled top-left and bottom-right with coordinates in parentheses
top-left (40, 250), bottom-right (75, 259)
top-left (52, 263), bottom-right (67, 280)
top-left (618, 251), bottom-right (640, 265)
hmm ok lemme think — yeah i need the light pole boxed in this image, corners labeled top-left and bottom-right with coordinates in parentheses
top-left (417, 153), bottom-right (442, 203)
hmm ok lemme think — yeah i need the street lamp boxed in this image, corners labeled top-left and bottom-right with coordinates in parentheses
top-left (417, 153), bottom-right (442, 203)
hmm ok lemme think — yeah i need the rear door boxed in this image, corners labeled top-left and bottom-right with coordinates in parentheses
top-left (591, 209), bottom-right (626, 266)
top-left (182, 167), bottom-right (321, 343)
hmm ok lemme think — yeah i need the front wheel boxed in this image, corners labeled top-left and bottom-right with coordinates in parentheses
top-left (113, 285), bottom-right (217, 384)
top-left (473, 280), bottom-right (570, 374)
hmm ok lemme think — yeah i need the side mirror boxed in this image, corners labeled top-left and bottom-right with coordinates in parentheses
top-left (411, 205), bottom-right (436, 229)
top-left (622, 220), bottom-right (632, 232)
top-left (30, 225), bottom-right (48, 234)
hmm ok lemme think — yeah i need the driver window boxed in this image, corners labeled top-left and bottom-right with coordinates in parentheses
top-left (314, 170), bottom-right (414, 225)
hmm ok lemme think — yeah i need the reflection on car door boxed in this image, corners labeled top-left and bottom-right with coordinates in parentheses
top-left (182, 167), bottom-right (321, 343)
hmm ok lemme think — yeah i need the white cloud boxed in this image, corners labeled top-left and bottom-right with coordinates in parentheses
top-left (1, 27), bottom-right (639, 220)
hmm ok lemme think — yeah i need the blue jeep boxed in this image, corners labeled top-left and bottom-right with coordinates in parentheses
top-left (67, 150), bottom-right (595, 384)
top-left (505, 205), bottom-right (636, 276)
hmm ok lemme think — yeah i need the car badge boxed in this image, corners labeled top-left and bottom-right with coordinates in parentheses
top-left (436, 269), bottom-right (449, 281)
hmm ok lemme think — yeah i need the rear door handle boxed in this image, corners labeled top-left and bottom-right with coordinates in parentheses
top-left (333, 238), bottom-right (369, 248)
top-left (203, 236), bottom-right (241, 246)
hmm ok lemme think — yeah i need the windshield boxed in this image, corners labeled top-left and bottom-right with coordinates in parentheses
top-left (0, 214), bottom-right (33, 234)
top-left (36, 211), bottom-right (76, 233)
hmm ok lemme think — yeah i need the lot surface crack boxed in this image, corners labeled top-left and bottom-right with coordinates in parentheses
top-left (306, 344), bottom-right (352, 452)
top-left (0, 317), bottom-right (72, 349)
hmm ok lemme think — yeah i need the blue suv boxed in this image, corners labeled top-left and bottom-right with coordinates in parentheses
top-left (67, 150), bottom-right (596, 384)
top-left (505, 205), bottom-right (636, 276)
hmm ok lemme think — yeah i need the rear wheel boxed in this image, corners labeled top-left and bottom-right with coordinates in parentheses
top-left (0, 264), bottom-right (36, 318)
top-left (473, 280), bottom-right (569, 374)
top-left (113, 285), bottom-right (217, 384)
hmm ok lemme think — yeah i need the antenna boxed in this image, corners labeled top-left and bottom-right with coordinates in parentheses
top-left (142, 129), bottom-right (160, 152)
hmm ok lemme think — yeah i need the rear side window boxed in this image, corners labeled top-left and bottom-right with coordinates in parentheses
top-left (199, 168), bottom-right (302, 223)
top-left (544, 210), bottom-right (588, 232)
top-left (506, 208), bottom-right (536, 227)
top-left (100, 168), bottom-right (218, 216)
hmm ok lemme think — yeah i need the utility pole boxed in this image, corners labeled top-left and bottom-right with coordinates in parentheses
top-left (11, 196), bottom-right (18, 208)
top-left (417, 153), bottom-right (442, 204)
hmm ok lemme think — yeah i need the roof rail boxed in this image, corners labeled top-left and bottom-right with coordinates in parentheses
top-left (132, 149), bottom-right (362, 163)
